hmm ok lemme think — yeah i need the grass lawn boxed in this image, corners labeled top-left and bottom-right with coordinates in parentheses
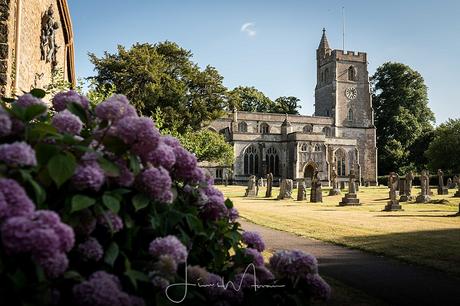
top-left (219, 185), bottom-right (460, 276)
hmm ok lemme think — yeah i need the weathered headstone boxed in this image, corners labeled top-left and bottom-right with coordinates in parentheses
top-left (453, 175), bottom-right (459, 187)
top-left (384, 172), bottom-right (402, 211)
top-left (224, 172), bottom-right (229, 187)
top-left (310, 171), bottom-right (323, 203)
top-left (416, 170), bottom-right (431, 203)
top-left (437, 169), bottom-right (449, 195)
top-left (454, 179), bottom-right (460, 198)
top-left (339, 169), bottom-right (360, 206)
top-left (265, 173), bottom-right (273, 198)
top-left (447, 178), bottom-right (456, 189)
top-left (329, 167), bottom-right (341, 195)
top-left (277, 179), bottom-right (293, 200)
top-left (297, 181), bottom-right (307, 201)
top-left (244, 175), bottom-right (257, 197)
top-left (400, 171), bottom-right (414, 202)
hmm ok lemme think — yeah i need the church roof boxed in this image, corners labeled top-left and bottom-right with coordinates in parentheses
top-left (318, 28), bottom-right (330, 51)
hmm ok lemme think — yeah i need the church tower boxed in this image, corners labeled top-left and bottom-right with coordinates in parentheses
top-left (314, 29), bottom-right (377, 184)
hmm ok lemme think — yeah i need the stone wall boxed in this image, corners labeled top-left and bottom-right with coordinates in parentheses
top-left (0, 0), bottom-right (74, 97)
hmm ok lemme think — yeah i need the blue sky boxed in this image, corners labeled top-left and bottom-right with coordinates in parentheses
top-left (68, 0), bottom-right (460, 124)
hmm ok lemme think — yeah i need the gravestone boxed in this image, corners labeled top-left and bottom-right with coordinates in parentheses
top-left (447, 178), bottom-right (456, 189)
top-left (244, 175), bottom-right (257, 197)
top-left (400, 171), bottom-right (414, 202)
top-left (437, 169), bottom-right (449, 195)
top-left (310, 171), bottom-right (323, 203)
top-left (277, 179), bottom-right (293, 200)
top-left (297, 181), bottom-right (306, 201)
top-left (339, 169), bottom-right (360, 206)
top-left (384, 172), bottom-right (402, 211)
top-left (224, 172), bottom-right (229, 187)
top-left (416, 170), bottom-right (431, 203)
top-left (265, 173), bottom-right (273, 198)
top-left (329, 166), bottom-right (341, 195)
top-left (453, 175), bottom-right (459, 188)
top-left (454, 180), bottom-right (460, 198)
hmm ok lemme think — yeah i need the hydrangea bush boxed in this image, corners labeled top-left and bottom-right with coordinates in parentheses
top-left (0, 89), bottom-right (330, 306)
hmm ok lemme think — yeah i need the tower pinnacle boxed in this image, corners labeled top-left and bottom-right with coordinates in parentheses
top-left (318, 28), bottom-right (330, 51)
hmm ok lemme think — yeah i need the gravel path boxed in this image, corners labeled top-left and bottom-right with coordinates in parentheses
top-left (240, 219), bottom-right (460, 306)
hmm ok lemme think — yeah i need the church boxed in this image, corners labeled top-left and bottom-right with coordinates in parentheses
top-left (208, 29), bottom-right (378, 186)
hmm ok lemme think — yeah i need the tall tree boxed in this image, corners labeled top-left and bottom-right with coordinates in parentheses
top-left (426, 119), bottom-right (460, 174)
top-left (372, 62), bottom-right (435, 174)
top-left (89, 41), bottom-right (227, 133)
top-left (228, 86), bottom-right (274, 112)
top-left (273, 96), bottom-right (301, 114)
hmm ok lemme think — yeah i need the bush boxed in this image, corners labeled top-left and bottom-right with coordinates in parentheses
top-left (0, 90), bottom-right (330, 305)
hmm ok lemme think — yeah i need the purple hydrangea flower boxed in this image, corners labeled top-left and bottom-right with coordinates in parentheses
top-left (146, 140), bottom-right (176, 170)
top-left (52, 90), bottom-right (89, 111)
top-left (0, 111), bottom-right (12, 137)
top-left (16, 93), bottom-right (47, 109)
top-left (52, 110), bottom-right (83, 135)
top-left (306, 273), bottom-right (331, 300)
top-left (35, 252), bottom-right (69, 278)
top-left (233, 272), bottom-right (258, 289)
top-left (149, 235), bottom-right (187, 264)
top-left (153, 254), bottom-right (178, 276)
top-left (242, 231), bottom-right (265, 252)
top-left (199, 186), bottom-right (228, 221)
top-left (73, 271), bottom-right (138, 306)
top-left (95, 94), bottom-right (137, 122)
top-left (254, 265), bottom-right (275, 283)
top-left (112, 159), bottom-right (134, 187)
top-left (115, 116), bottom-right (161, 159)
top-left (151, 276), bottom-right (170, 289)
top-left (187, 265), bottom-right (209, 283)
top-left (72, 162), bottom-right (105, 191)
top-left (137, 167), bottom-right (173, 203)
top-left (228, 207), bottom-right (239, 222)
top-left (243, 248), bottom-right (264, 266)
top-left (162, 135), bottom-right (181, 148)
top-left (10, 118), bottom-right (25, 135)
top-left (77, 237), bottom-right (103, 262)
top-left (269, 250), bottom-right (318, 279)
top-left (0, 141), bottom-right (37, 167)
top-left (172, 146), bottom-right (201, 182)
top-left (97, 211), bottom-right (123, 233)
top-left (1, 210), bottom-right (74, 278)
top-left (0, 178), bottom-right (35, 219)
top-left (204, 273), bottom-right (226, 300)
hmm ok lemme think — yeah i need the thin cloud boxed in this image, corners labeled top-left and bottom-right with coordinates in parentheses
top-left (241, 22), bottom-right (256, 37)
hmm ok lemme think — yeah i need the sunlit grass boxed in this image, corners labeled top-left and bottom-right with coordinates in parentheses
top-left (219, 185), bottom-right (460, 275)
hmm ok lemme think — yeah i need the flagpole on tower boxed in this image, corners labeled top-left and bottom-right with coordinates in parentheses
top-left (342, 6), bottom-right (345, 51)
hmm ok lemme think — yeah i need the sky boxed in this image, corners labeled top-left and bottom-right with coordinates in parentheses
top-left (68, 0), bottom-right (460, 124)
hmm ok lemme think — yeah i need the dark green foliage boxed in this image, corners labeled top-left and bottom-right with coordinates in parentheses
top-left (426, 119), bottom-right (460, 173)
top-left (372, 62), bottom-right (435, 174)
top-left (89, 41), bottom-right (228, 133)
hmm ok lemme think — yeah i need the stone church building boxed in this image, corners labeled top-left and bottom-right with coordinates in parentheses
top-left (208, 29), bottom-right (377, 186)
top-left (0, 0), bottom-right (75, 97)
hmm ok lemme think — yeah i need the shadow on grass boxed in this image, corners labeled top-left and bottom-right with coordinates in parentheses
top-left (375, 214), bottom-right (455, 218)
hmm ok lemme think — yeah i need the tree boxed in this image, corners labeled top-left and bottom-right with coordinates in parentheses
top-left (273, 96), bottom-right (301, 114)
top-left (228, 86), bottom-right (274, 112)
top-left (426, 119), bottom-right (460, 174)
top-left (153, 108), bottom-right (233, 166)
top-left (89, 41), bottom-right (227, 133)
top-left (372, 62), bottom-right (435, 174)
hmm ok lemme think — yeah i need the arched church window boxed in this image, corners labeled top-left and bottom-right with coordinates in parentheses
top-left (243, 145), bottom-right (259, 175)
top-left (335, 149), bottom-right (347, 176)
top-left (348, 66), bottom-right (356, 81)
top-left (266, 147), bottom-right (280, 176)
top-left (260, 123), bottom-right (270, 134)
top-left (238, 121), bottom-right (248, 133)
top-left (347, 109), bottom-right (353, 122)
top-left (322, 127), bottom-right (332, 137)
top-left (300, 143), bottom-right (309, 152)
top-left (314, 144), bottom-right (321, 152)
top-left (325, 68), bottom-right (329, 82)
top-left (303, 124), bottom-right (313, 133)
